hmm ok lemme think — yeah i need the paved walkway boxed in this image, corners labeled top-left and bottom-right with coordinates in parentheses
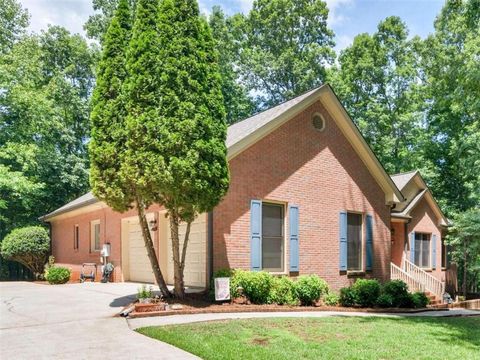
top-left (128, 308), bottom-right (480, 329)
top-left (0, 282), bottom-right (198, 360)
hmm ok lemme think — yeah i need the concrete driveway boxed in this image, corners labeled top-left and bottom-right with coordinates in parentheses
top-left (0, 281), bottom-right (198, 360)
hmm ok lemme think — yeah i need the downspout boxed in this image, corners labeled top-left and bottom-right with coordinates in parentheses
top-left (207, 211), bottom-right (214, 287)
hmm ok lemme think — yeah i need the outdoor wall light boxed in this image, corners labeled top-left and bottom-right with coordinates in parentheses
top-left (149, 218), bottom-right (158, 231)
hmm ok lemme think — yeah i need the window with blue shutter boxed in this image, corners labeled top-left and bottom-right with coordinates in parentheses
top-left (250, 200), bottom-right (262, 271)
top-left (410, 232), bottom-right (416, 263)
top-left (289, 205), bottom-right (299, 272)
top-left (339, 211), bottom-right (347, 271)
top-left (432, 234), bottom-right (437, 269)
top-left (366, 214), bottom-right (373, 271)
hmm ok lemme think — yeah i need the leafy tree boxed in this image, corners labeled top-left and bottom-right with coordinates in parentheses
top-left (84, 0), bottom-right (136, 42)
top-left (0, 0), bottom-right (29, 54)
top-left (446, 209), bottom-right (480, 297)
top-left (0, 26), bottom-right (97, 238)
top-left (0, 226), bottom-right (50, 278)
top-left (152, 0), bottom-right (229, 297)
top-left (208, 6), bottom-right (255, 124)
top-left (330, 16), bottom-right (424, 174)
top-left (420, 0), bottom-right (480, 213)
top-left (235, 0), bottom-right (335, 107)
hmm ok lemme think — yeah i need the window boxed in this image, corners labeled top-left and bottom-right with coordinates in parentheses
top-left (414, 232), bottom-right (430, 268)
top-left (347, 213), bottom-right (363, 271)
top-left (262, 203), bottom-right (284, 272)
top-left (74, 225), bottom-right (79, 250)
top-left (90, 220), bottom-right (101, 252)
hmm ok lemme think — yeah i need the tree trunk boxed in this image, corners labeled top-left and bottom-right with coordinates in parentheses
top-left (169, 211), bottom-right (193, 299)
top-left (135, 198), bottom-right (170, 298)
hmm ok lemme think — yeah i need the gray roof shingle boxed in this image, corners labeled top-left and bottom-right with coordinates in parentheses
top-left (390, 170), bottom-right (418, 191)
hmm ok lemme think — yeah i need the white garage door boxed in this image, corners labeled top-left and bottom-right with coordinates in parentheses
top-left (128, 217), bottom-right (155, 283)
top-left (167, 213), bottom-right (207, 288)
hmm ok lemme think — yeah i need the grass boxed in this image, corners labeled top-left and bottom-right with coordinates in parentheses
top-left (137, 316), bottom-right (480, 360)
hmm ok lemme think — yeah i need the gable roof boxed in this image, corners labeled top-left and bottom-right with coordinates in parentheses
top-left (390, 170), bottom-right (418, 191)
top-left (42, 84), bottom-right (404, 221)
top-left (390, 171), bottom-right (448, 227)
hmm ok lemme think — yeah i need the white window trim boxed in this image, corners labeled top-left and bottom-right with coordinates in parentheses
top-left (346, 211), bottom-right (364, 272)
top-left (414, 232), bottom-right (432, 269)
top-left (261, 201), bottom-right (286, 273)
top-left (90, 219), bottom-right (101, 252)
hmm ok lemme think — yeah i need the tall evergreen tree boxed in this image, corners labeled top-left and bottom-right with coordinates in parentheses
top-left (90, 0), bottom-right (133, 210)
top-left (153, 0), bottom-right (229, 298)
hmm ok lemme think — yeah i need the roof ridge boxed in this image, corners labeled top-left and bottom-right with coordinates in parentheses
top-left (228, 86), bottom-right (323, 128)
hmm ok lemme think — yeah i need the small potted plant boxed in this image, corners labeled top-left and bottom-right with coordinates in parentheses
top-left (137, 285), bottom-right (153, 304)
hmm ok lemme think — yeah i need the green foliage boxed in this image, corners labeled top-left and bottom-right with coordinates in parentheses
top-left (0, 0), bottom-right (29, 54)
top-left (137, 284), bottom-right (154, 299)
top-left (381, 280), bottom-right (410, 307)
top-left (352, 279), bottom-right (381, 307)
top-left (294, 275), bottom-right (329, 306)
top-left (229, 0), bottom-right (335, 108)
top-left (208, 6), bottom-right (256, 124)
top-left (330, 16), bottom-right (424, 174)
top-left (231, 270), bottom-right (274, 304)
top-left (339, 287), bottom-right (357, 307)
top-left (376, 293), bottom-right (394, 308)
top-left (45, 266), bottom-right (71, 284)
top-left (445, 208), bottom-right (480, 296)
top-left (323, 292), bottom-right (340, 306)
top-left (269, 276), bottom-right (298, 305)
top-left (89, 0), bottom-right (133, 212)
top-left (411, 292), bottom-right (429, 309)
top-left (1, 226), bottom-right (49, 278)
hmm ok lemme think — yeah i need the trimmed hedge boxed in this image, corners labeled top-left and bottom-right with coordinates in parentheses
top-left (294, 275), bottom-right (329, 306)
top-left (352, 279), bottom-right (381, 307)
top-left (45, 267), bottom-right (71, 284)
top-left (269, 276), bottom-right (297, 305)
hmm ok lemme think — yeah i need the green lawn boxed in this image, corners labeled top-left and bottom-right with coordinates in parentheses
top-left (137, 316), bottom-right (480, 360)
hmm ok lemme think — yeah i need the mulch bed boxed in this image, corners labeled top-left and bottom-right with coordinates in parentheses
top-left (124, 293), bottom-right (444, 318)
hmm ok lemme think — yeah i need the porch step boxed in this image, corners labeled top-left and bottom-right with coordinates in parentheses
top-left (425, 291), bottom-right (442, 306)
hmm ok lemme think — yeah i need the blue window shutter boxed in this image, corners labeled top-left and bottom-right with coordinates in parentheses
top-left (339, 211), bottom-right (347, 271)
top-left (289, 205), bottom-right (299, 272)
top-left (432, 234), bottom-right (437, 269)
top-left (250, 200), bottom-right (262, 271)
top-left (366, 214), bottom-right (373, 271)
top-left (410, 232), bottom-right (415, 263)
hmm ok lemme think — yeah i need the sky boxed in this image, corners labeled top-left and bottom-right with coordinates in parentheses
top-left (19, 0), bottom-right (445, 51)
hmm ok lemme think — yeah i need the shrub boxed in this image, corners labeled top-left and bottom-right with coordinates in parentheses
top-left (137, 284), bottom-right (154, 300)
top-left (376, 293), bottom-right (394, 308)
top-left (231, 270), bottom-right (273, 304)
top-left (45, 267), bottom-right (71, 284)
top-left (1, 226), bottom-right (50, 279)
top-left (382, 280), bottom-right (409, 307)
top-left (294, 275), bottom-right (329, 306)
top-left (411, 292), bottom-right (429, 308)
top-left (339, 287), bottom-right (356, 307)
top-left (352, 279), bottom-right (381, 307)
top-left (269, 276), bottom-right (297, 305)
top-left (323, 292), bottom-right (340, 306)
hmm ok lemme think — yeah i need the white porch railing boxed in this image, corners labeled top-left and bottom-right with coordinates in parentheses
top-left (390, 262), bottom-right (425, 293)
top-left (401, 259), bottom-right (445, 300)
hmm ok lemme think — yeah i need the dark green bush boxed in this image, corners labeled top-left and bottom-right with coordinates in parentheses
top-left (269, 276), bottom-right (297, 305)
top-left (232, 270), bottom-right (274, 304)
top-left (1, 226), bottom-right (50, 279)
top-left (45, 267), bottom-right (71, 284)
top-left (339, 287), bottom-right (356, 307)
top-left (352, 279), bottom-right (381, 307)
top-left (376, 293), bottom-right (394, 308)
top-left (294, 275), bottom-right (329, 306)
top-left (323, 292), bottom-right (340, 306)
top-left (382, 280), bottom-right (410, 307)
top-left (411, 292), bottom-right (430, 308)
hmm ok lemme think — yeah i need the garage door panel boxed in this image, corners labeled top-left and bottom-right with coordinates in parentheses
top-left (127, 215), bottom-right (155, 284)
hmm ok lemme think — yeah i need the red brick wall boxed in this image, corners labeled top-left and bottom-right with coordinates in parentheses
top-left (212, 100), bottom-right (392, 290)
top-left (50, 204), bottom-right (163, 282)
top-left (407, 197), bottom-right (445, 282)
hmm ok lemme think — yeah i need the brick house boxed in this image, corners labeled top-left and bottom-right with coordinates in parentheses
top-left (41, 85), bottom-right (450, 298)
